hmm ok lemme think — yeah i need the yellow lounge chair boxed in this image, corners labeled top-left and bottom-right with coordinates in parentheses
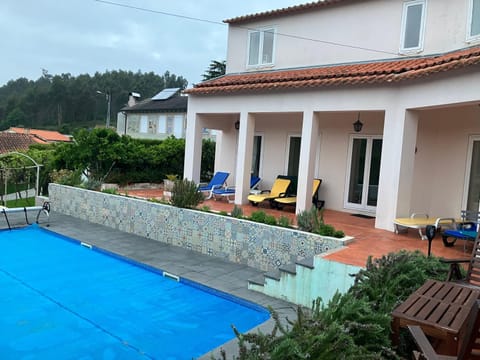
top-left (393, 213), bottom-right (459, 240)
top-left (274, 179), bottom-right (322, 209)
top-left (247, 178), bottom-right (291, 207)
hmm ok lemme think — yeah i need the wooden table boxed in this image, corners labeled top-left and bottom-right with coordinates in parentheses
top-left (391, 279), bottom-right (480, 356)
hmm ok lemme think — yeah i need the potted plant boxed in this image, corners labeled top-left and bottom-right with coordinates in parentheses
top-left (163, 174), bottom-right (178, 199)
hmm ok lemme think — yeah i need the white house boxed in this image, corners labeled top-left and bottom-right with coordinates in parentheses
top-left (183, 0), bottom-right (480, 232)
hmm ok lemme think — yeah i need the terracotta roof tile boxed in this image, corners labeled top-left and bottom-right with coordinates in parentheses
top-left (8, 127), bottom-right (71, 142)
top-left (0, 133), bottom-right (36, 154)
top-left (224, 0), bottom-right (350, 24)
top-left (185, 46), bottom-right (480, 95)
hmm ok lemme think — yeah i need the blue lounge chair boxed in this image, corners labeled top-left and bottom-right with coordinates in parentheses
top-left (198, 171), bottom-right (230, 199)
top-left (212, 175), bottom-right (261, 202)
top-left (441, 210), bottom-right (480, 248)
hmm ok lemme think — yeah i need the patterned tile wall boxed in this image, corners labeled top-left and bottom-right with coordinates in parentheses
top-left (49, 184), bottom-right (344, 272)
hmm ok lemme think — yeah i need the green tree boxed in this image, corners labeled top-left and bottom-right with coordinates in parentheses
top-left (56, 128), bottom-right (125, 182)
top-left (202, 60), bottom-right (226, 81)
top-left (0, 70), bottom-right (189, 131)
top-left (6, 108), bottom-right (26, 127)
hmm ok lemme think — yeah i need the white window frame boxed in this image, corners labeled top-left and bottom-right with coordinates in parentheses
top-left (462, 135), bottom-right (480, 210)
top-left (246, 26), bottom-right (276, 68)
top-left (467, 0), bottom-right (480, 42)
top-left (399, 0), bottom-right (427, 53)
top-left (344, 134), bottom-right (383, 213)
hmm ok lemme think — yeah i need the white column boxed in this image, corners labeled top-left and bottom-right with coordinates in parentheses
top-left (375, 108), bottom-right (418, 230)
top-left (183, 112), bottom-right (204, 183)
top-left (296, 109), bottom-right (318, 213)
top-left (234, 112), bottom-right (255, 204)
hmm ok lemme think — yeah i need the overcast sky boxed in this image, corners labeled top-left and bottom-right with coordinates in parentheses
top-left (0, 0), bottom-right (304, 88)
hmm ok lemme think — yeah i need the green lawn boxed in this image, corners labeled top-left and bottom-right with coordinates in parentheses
top-left (3, 197), bottom-right (35, 208)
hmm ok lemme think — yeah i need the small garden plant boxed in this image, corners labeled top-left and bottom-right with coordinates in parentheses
top-left (170, 179), bottom-right (204, 209)
top-left (231, 205), bottom-right (243, 218)
top-left (297, 206), bottom-right (344, 238)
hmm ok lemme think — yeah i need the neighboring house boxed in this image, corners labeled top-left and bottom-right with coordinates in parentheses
top-left (0, 133), bottom-right (36, 154)
top-left (117, 88), bottom-right (213, 141)
top-left (184, 0), bottom-right (480, 232)
top-left (6, 127), bottom-right (72, 144)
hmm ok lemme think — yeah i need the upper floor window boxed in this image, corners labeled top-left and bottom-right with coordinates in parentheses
top-left (400, 0), bottom-right (426, 52)
top-left (247, 27), bottom-right (275, 67)
top-left (468, 0), bottom-right (480, 40)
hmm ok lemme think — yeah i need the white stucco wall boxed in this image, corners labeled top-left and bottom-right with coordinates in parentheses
top-left (226, 0), bottom-right (477, 74)
top-left (410, 105), bottom-right (480, 218)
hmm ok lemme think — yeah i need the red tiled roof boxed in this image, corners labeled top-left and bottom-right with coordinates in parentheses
top-left (185, 46), bottom-right (480, 95)
top-left (0, 133), bottom-right (36, 154)
top-left (224, 0), bottom-right (349, 24)
top-left (8, 127), bottom-right (71, 142)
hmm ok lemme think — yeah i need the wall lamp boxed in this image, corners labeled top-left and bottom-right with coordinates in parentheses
top-left (353, 112), bottom-right (363, 132)
top-left (234, 120), bottom-right (240, 130)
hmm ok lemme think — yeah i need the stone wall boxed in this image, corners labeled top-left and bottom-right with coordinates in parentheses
top-left (48, 184), bottom-right (346, 272)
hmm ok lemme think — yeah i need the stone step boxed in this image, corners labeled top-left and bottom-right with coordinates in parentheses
top-left (264, 269), bottom-right (281, 281)
top-left (278, 263), bottom-right (296, 275)
top-left (247, 274), bottom-right (266, 286)
top-left (296, 256), bottom-right (314, 269)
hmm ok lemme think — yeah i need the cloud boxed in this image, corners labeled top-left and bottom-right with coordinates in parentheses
top-left (0, 0), bottom-right (302, 86)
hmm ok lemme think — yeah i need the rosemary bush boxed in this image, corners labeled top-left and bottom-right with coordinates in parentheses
top-left (297, 207), bottom-right (344, 238)
top-left (170, 179), bottom-right (204, 209)
top-left (231, 205), bottom-right (244, 218)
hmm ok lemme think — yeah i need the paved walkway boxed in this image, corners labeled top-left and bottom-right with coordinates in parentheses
top-left (32, 212), bottom-right (296, 359)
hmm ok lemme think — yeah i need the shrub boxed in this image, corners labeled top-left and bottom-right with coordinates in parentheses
top-left (200, 205), bottom-right (211, 212)
top-left (250, 210), bottom-right (267, 223)
top-left (297, 207), bottom-right (344, 237)
top-left (264, 215), bottom-right (277, 226)
top-left (316, 223), bottom-right (335, 237)
top-left (219, 210), bottom-right (229, 216)
top-left (50, 169), bottom-right (82, 186)
top-left (170, 179), bottom-right (204, 209)
top-left (278, 215), bottom-right (291, 228)
top-left (296, 206), bottom-right (322, 232)
top-left (82, 179), bottom-right (102, 191)
top-left (101, 188), bottom-right (118, 195)
top-left (231, 205), bottom-right (243, 218)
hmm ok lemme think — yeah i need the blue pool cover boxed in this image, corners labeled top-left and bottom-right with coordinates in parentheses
top-left (0, 225), bottom-right (270, 359)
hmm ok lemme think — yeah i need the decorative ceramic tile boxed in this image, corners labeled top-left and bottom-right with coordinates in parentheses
top-left (49, 184), bottom-right (345, 272)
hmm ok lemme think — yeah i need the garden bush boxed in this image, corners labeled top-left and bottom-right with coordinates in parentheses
top-left (250, 210), bottom-right (267, 223)
top-left (277, 215), bottom-right (291, 228)
top-left (264, 215), bottom-right (277, 226)
top-left (231, 205), bottom-right (243, 218)
top-left (297, 206), bottom-right (344, 238)
top-left (170, 179), bottom-right (204, 209)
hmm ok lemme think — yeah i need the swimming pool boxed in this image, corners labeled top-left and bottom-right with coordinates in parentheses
top-left (0, 225), bottom-right (270, 359)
